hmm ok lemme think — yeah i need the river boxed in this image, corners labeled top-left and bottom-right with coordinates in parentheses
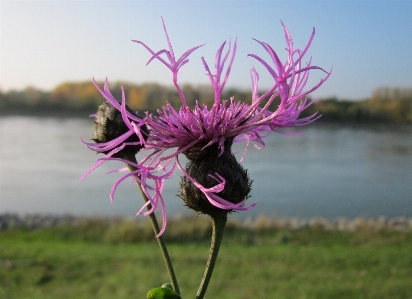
top-left (1, 116), bottom-right (411, 219)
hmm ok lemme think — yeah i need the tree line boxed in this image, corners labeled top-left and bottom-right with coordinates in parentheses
top-left (301, 87), bottom-right (412, 124)
top-left (1, 82), bottom-right (411, 124)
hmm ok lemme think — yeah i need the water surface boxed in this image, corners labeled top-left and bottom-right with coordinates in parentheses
top-left (1, 116), bottom-right (411, 219)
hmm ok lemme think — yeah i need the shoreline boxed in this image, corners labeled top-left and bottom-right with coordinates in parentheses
top-left (2, 112), bottom-right (412, 131)
top-left (1, 213), bottom-right (411, 232)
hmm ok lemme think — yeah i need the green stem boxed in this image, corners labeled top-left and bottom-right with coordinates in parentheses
top-left (196, 214), bottom-right (227, 299)
top-left (124, 157), bottom-right (180, 295)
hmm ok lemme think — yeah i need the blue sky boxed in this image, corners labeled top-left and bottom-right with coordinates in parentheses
top-left (1, 0), bottom-right (412, 100)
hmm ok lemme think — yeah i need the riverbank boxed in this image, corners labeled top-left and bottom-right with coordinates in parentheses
top-left (1, 213), bottom-right (411, 232)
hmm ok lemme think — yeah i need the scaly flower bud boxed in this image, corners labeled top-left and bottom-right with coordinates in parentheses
top-left (93, 102), bottom-right (147, 158)
top-left (180, 139), bottom-right (251, 216)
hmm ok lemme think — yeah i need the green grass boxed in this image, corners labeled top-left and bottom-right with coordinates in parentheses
top-left (1, 218), bottom-right (412, 299)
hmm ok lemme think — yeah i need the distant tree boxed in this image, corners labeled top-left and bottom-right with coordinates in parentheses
top-left (366, 87), bottom-right (412, 123)
top-left (181, 84), bottom-right (200, 108)
top-left (51, 81), bottom-right (103, 109)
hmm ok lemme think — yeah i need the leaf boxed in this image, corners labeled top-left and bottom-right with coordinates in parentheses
top-left (147, 287), bottom-right (180, 299)
top-left (161, 283), bottom-right (173, 290)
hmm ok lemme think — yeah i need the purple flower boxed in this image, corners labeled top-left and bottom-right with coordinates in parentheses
top-left (82, 19), bottom-right (331, 234)
top-left (80, 80), bottom-right (148, 178)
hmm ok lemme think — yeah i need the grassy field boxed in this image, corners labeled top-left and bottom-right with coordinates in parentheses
top-left (1, 216), bottom-right (411, 299)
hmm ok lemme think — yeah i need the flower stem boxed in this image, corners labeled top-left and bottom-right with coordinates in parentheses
top-left (196, 214), bottom-right (227, 299)
top-left (124, 157), bottom-right (180, 295)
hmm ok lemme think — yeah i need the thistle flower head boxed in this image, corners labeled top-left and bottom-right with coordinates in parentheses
top-left (180, 138), bottom-right (252, 217)
top-left (82, 19), bottom-right (331, 234)
top-left (80, 79), bottom-right (148, 178)
top-left (92, 101), bottom-right (146, 158)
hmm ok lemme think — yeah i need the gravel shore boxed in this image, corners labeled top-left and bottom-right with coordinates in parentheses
top-left (1, 213), bottom-right (411, 232)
